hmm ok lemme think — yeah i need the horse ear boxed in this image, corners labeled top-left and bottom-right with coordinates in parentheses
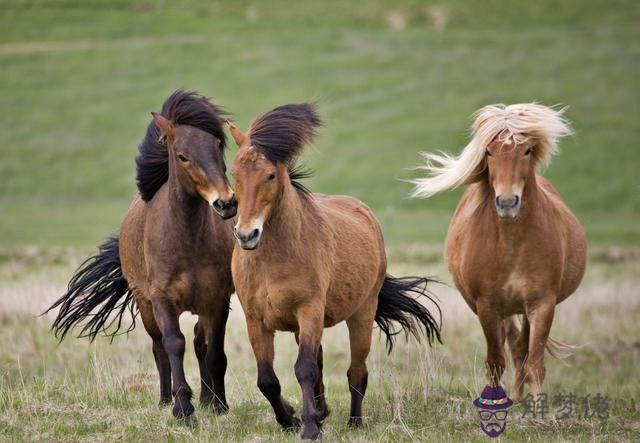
top-left (225, 120), bottom-right (247, 146)
top-left (151, 112), bottom-right (174, 139)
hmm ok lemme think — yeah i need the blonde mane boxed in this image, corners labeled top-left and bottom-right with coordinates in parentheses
top-left (411, 103), bottom-right (572, 198)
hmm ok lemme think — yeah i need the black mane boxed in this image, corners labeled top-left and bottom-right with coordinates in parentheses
top-left (249, 103), bottom-right (321, 195)
top-left (135, 90), bottom-right (227, 201)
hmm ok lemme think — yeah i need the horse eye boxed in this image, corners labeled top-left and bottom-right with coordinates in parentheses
top-left (177, 153), bottom-right (189, 163)
top-left (267, 173), bottom-right (276, 181)
top-left (524, 148), bottom-right (532, 156)
top-left (486, 151), bottom-right (493, 157)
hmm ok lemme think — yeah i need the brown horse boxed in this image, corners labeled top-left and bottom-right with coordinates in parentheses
top-left (227, 103), bottom-right (441, 440)
top-left (46, 90), bottom-right (237, 418)
top-left (412, 103), bottom-right (587, 400)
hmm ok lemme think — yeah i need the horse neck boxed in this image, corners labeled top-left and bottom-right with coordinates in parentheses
top-left (166, 161), bottom-right (211, 237)
top-left (262, 181), bottom-right (309, 253)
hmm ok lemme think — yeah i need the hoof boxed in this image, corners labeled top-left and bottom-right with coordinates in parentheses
top-left (283, 416), bottom-right (302, 433)
top-left (201, 397), bottom-right (229, 415)
top-left (299, 423), bottom-right (321, 441)
top-left (348, 416), bottom-right (363, 428)
top-left (317, 406), bottom-right (330, 422)
top-left (172, 397), bottom-right (195, 419)
top-left (211, 400), bottom-right (229, 415)
top-left (158, 398), bottom-right (172, 408)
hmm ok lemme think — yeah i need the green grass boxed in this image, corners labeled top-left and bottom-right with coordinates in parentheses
top-left (0, 2), bottom-right (639, 441)
top-left (1, 0), bottom-right (639, 248)
top-left (1, 246), bottom-right (639, 441)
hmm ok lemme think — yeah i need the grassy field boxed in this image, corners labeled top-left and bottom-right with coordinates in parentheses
top-left (1, 246), bottom-right (639, 442)
top-left (1, 1), bottom-right (639, 442)
top-left (0, 0), bottom-right (639, 247)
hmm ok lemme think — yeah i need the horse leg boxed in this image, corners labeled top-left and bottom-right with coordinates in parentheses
top-left (345, 311), bottom-right (374, 428)
top-left (295, 333), bottom-right (329, 421)
top-left (194, 320), bottom-right (212, 407)
top-left (294, 306), bottom-right (324, 440)
top-left (203, 297), bottom-right (231, 414)
top-left (477, 300), bottom-right (506, 387)
top-left (151, 297), bottom-right (194, 418)
top-left (139, 298), bottom-right (172, 406)
top-left (246, 317), bottom-right (300, 431)
top-left (524, 300), bottom-right (555, 397)
top-left (507, 315), bottom-right (530, 401)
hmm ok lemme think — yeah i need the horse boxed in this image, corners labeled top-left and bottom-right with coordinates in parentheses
top-left (226, 103), bottom-right (442, 440)
top-left (411, 103), bottom-right (587, 400)
top-left (45, 90), bottom-right (237, 419)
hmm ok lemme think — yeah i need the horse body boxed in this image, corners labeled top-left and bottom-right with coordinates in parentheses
top-left (47, 91), bottom-right (237, 419)
top-left (120, 190), bottom-right (234, 316)
top-left (446, 175), bottom-right (586, 318)
top-left (234, 189), bottom-right (386, 333)
top-left (228, 104), bottom-right (440, 440)
top-left (413, 103), bottom-right (586, 400)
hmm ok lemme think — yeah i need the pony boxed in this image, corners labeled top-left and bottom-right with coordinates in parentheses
top-left (412, 103), bottom-right (587, 400)
top-left (45, 90), bottom-right (237, 418)
top-left (227, 103), bottom-right (442, 440)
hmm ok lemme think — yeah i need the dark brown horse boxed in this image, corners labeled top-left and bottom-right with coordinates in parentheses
top-left (46, 90), bottom-right (237, 418)
top-left (227, 103), bottom-right (442, 440)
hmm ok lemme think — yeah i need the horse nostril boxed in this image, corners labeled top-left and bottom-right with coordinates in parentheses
top-left (496, 195), bottom-right (519, 208)
top-left (249, 228), bottom-right (260, 241)
top-left (213, 199), bottom-right (224, 210)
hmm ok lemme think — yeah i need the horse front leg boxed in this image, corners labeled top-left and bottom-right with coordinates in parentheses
top-left (295, 333), bottom-right (329, 422)
top-left (294, 305), bottom-right (324, 440)
top-left (246, 316), bottom-right (300, 431)
top-left (524, 300), bottom-right (555, 397)
top-left (477, 300), bottom-right (506, 387)
top-left (151, 297), bottom-right (194, 419)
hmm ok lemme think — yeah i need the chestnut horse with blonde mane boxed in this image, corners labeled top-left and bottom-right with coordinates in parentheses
top-left (227, 103), bottom-right (441, 440)
top-left (47, 91), bottom-right (237, 419)
top-left (413, 103), bottom-right (587, 400)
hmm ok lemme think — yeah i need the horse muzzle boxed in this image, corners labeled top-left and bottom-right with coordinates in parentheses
top-left (233, 226), bottom-right (262, 250)
top-left (212, 195), bottom-right (237, 220)
top-left (495, 195), bottom-right (520, 219)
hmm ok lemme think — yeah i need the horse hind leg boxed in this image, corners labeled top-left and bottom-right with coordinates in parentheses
top-left (194, 320), bottom-right (213, 408)
top-left (203, 298), bottom-right (231, 414)
top-left (345, 307), bottom-right (375, 428)
top-left (138, 298), bottom-right (172, 406)
top-left (504, 315), bottom-right (529, 401)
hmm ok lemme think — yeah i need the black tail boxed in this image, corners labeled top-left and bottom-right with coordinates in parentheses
top-left (375, 275), bottom-right (442, 352)
top-left (44, 235), bottom-right (138, 342)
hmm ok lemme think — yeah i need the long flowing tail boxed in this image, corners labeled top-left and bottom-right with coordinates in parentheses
top-left (44, 235), bottom-right (138, 342)
top-left (504, 315), bottom-right (576, 362)
top-left (374, 275), bottom-right (442, 352)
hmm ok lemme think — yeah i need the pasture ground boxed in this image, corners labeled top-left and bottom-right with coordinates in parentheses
top-left (1, 244), bottom-right (638, 442)
top-left (1, 1), bottom-right (639, 441)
